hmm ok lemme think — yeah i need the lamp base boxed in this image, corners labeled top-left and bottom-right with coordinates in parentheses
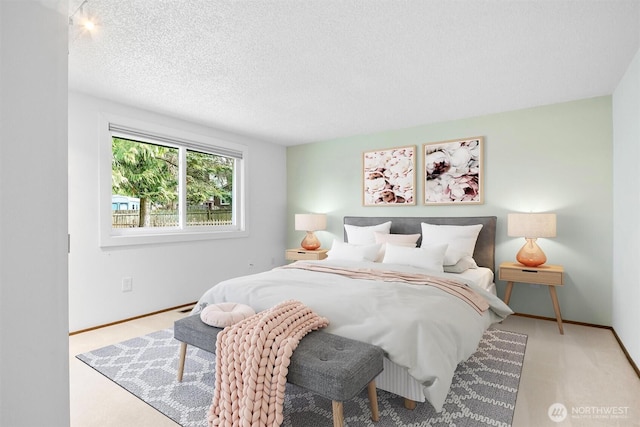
top-left (300, 231), bottom-right (321, 251)
top-left (516, 238), bottom-right (547, 267)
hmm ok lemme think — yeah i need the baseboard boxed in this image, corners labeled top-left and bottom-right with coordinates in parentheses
top-left (610, 328), bottom-right (640, 378)
top-left (513, 312), bottom-right (640, 378)
top-left (69, 301), bottom-right (197, 335)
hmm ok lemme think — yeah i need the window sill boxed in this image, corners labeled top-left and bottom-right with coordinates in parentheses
top-left (99, 228), bottom-right (249, 248)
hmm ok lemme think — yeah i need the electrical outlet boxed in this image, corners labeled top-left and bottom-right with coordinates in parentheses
top-left (122, 277), bottom-right (133, 292)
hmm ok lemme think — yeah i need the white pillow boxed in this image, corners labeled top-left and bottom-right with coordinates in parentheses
top-left (344, 221), bottom-right (392, 245)
top-left (382, 243), bottom-right (448, 272)
top-left (443, 255), bottom-right (478, 273)
top-left (327, 239), bottom-right (381, 262)
top-left (374, 232), bottom-right (421, 262)
top-left (420, 223), bottom-right (483, 265)
top-left (200, 303), bottom-right (255, 327)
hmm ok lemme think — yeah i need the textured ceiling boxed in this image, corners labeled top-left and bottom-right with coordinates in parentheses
top-left (68, 0), bottom-right (640, 146)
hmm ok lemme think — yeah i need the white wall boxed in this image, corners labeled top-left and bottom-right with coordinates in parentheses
top-left (68, 92), bottom-right (288, 331)
top-left (613, 47), bottom-right (640, 367)
top-left (0, 1), bottom-right (70, 425)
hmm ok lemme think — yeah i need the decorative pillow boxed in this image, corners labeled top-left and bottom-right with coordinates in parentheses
top-left (420, 223), bottom-right (483, 265)
top-left (200, 302), bottom-right (255, 328)
top-left (344, 221), bottom-right (392, 245)
top-left (374, 231), bottom-right (421, 262)
top-left (443, 255), bottom-right (478, 273)
top-left (326, 239), bottom-right (381, 262)
top-left (382, 243), bottom-right (448, 272)
top-left (373, 232), bottom-right (420, 246)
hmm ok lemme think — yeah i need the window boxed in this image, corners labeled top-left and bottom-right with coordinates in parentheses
top-left (100, 117), bottom-right (247, 246)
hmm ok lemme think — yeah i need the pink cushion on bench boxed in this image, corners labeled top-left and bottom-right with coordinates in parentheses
top-left (200, 302), bottom-right (255, 327)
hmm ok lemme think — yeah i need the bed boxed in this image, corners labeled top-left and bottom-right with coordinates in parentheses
top-left (192, 216), bottom-right (513, 412)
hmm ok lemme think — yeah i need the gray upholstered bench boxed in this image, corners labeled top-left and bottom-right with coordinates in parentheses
top-left (174, 314), bottom-right (384, 427)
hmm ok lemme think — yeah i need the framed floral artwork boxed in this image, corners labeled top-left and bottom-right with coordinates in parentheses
top-left (423, 137), bottom-right (483, 205)
top-left (363, 145), bottom-right (416, 206)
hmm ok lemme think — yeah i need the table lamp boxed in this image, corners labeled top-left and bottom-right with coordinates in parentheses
top-left (295, 213), bottom-right (327, 250)
top-left (507, 213), bottom-right (556, 267)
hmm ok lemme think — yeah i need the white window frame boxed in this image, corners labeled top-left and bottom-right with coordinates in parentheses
top-left (99, 114), bottom-right (248, 247)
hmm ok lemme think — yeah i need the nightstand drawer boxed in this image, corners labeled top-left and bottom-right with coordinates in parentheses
top-left (499, 264), bottom-right (563, 286)
top-left (286, 249), bottom-right (328, 261)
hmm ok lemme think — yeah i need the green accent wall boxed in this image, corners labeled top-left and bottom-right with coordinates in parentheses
top-left (287, 96), bottom-right (613, 325)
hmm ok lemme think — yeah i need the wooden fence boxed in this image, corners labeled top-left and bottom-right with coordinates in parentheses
top-left (113, 209), bottom-right (232, 228)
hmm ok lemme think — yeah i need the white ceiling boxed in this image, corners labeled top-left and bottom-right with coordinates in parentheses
top-left (68, 0), bottom-right (640, 146)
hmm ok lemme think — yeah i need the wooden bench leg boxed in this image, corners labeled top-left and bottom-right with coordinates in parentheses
top-left (367, 380), bottom-right (379, 421)
top-left (332, 381), bottom-right (379, 426)
top-left (177, 342), bottom-right (187, 382)
top-left (332, 401), bottom-right (344, 427)
top-left (404, 398), bottom-right (417, 410)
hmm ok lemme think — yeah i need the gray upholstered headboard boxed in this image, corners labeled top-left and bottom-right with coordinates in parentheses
top-left (343, 216), bottom-right (497, 273)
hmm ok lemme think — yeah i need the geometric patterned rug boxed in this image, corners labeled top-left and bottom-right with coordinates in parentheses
top-left (76, 328), bottom-right (527, 427)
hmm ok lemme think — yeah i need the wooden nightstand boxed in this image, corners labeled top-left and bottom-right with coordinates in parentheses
top-left (285, 248), bottom-right (328, 262)
top-left (499, 261), bottom-right (565, 334)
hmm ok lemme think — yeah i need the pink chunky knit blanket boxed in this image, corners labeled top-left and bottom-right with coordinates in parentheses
top-left (207, 300), bottom-right (329, 427)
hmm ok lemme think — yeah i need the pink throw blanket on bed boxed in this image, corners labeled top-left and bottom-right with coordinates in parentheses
top-left (281, 262), bottom-right (489, 314)
top-left (207, 300), bottom-right (329, 427)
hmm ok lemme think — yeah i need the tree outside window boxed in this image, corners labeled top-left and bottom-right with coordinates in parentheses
top-left (111, 137), bottom-right (234, 229)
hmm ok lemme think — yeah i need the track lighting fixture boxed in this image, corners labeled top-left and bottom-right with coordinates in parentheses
top-left (69, 0), bottom-right (98, 40)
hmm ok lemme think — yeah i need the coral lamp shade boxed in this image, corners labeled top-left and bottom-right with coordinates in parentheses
top-left (507, 213), bottom-right (556, 238)
top-left (294, 214), bottom-right (327, 232)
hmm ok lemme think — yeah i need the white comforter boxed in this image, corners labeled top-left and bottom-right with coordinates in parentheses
top-left (193, 259), bottom-right (513, 411)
